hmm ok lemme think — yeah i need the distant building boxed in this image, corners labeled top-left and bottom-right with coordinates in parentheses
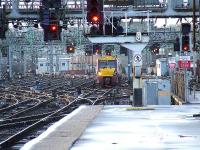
top-left (36, 57), bottom-right (71, 74)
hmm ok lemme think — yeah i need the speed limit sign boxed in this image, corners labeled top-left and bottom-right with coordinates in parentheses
top-left (136, 32), bottom-right (142, 42)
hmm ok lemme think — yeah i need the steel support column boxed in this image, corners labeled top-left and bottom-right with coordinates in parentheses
top-left (8, 45), bottom-right (13, 79)
top-left (127, 49), bottom-right (131, 84)
top-left (0, 50), bottom-right (2, 80)
top-left (49, 45), bottom-right (54, 74)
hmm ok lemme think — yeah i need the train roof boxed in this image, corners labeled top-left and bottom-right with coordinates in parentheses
top-left (98, 55), bottom-right (117, 61)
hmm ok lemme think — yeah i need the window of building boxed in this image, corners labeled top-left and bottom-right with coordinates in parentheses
top-left (62, 63), bottom-right (65, 66)
top-left (40, 63), bottom-right (43, 67)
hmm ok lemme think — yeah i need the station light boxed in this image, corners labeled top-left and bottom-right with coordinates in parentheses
top-left (87, 0), bottom-right (103, 24)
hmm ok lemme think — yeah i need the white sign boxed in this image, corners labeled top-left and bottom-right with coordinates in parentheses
top-left (136, 32), bottom-right (142, 42)
top-left (168, 57), bottom-right (176, 64)
top-left (134, 54), bottom-right (142, 63)
top-left (179, 56), bottom-right (190, 61)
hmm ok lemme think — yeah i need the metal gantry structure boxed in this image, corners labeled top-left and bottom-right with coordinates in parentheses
top-left (0, 0), bottom-right (200, 79)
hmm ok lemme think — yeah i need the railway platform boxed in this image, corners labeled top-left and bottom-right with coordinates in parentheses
top-left (188, 90), bottom-right (200, 104)
top-left (21, 105), bottom-right (103, 150)
top-left (21, 104), bottom-right (200, 150)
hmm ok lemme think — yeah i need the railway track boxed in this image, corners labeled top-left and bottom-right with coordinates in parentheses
top-left (0, 99), bottom-right (41, 120)
top-left (0, 76), bottom-right (96, 149)
top-left (0, 86), bottom-right (112, 149)
top-left (0, 75), bottom-right (132, 149)
top-left (0, 97), bottom-right (18, 110)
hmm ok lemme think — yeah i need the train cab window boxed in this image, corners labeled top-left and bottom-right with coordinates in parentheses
top-left (99, 61), bottom-right (107, 68)
top-left (99, 60), bottom-right (117, 68)
top-left (107, 60), bottom-right (116, 68)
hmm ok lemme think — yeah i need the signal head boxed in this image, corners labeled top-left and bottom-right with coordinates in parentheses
top-left (49, 24), bottom-right (58, 32)
top-left (183, 44), bottom-right (189, 51)
top-left (91, 15), bottom-right (99, 23)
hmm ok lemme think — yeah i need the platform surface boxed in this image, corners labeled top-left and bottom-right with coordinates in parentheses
top-left (71, 105), bottom-right (200, 150)
top-left (188, 90), bottom-right (200, 104)
top-left (21, 105), bottom-right (103, 150)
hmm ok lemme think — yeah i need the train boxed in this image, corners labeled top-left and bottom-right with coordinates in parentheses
top-left (96, 55), bottom-right (120, 86)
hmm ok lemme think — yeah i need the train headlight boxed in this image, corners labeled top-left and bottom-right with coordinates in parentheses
top-left (98, 72), bottom-right (102, 76)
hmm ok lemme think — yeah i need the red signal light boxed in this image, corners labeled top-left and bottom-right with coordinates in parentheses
top-left (182, 35), bottom-right (189, 51)
top-left (96, 48), bottom-right (100, 53)
top-left (49, 24), bottom-right (58, 32)
top-left (87, 0), bottom-right (103, 24)
top-left (91, 15), bottom-right (99, 23)
top-left (67, 45), bottom-right (75, 53)
top-left (183, 44), bottom-right (189, 51)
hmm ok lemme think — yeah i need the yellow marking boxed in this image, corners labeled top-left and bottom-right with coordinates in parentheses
top-left (126, 107), bottom-right (155, 111)
top-left (158, 91), bottom-right (171, 96)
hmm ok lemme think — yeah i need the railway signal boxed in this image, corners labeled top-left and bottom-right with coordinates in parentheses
top-left (87, 0), bottom-right (103, 24)
top-left (66, 45), bottom-right (75, 53)
top-left (150, 43), bottom-right (160, 54)
top-left (181, 23), bottom-right (191, 52)
top-left (42, 11), bottom-right (61, 41)
top-left (93, 44), bottom-right (102, 54)
top-left (44, 22), bottom-right (61, 41)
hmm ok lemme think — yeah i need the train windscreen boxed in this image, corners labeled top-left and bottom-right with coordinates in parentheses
top-left (107, 60), bottom-right (116, 68)
top-left (99, 60), bottom-right (116, 68)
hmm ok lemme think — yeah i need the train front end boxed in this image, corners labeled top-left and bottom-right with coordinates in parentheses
top-left (96, 56), bottom-right (118, 86)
